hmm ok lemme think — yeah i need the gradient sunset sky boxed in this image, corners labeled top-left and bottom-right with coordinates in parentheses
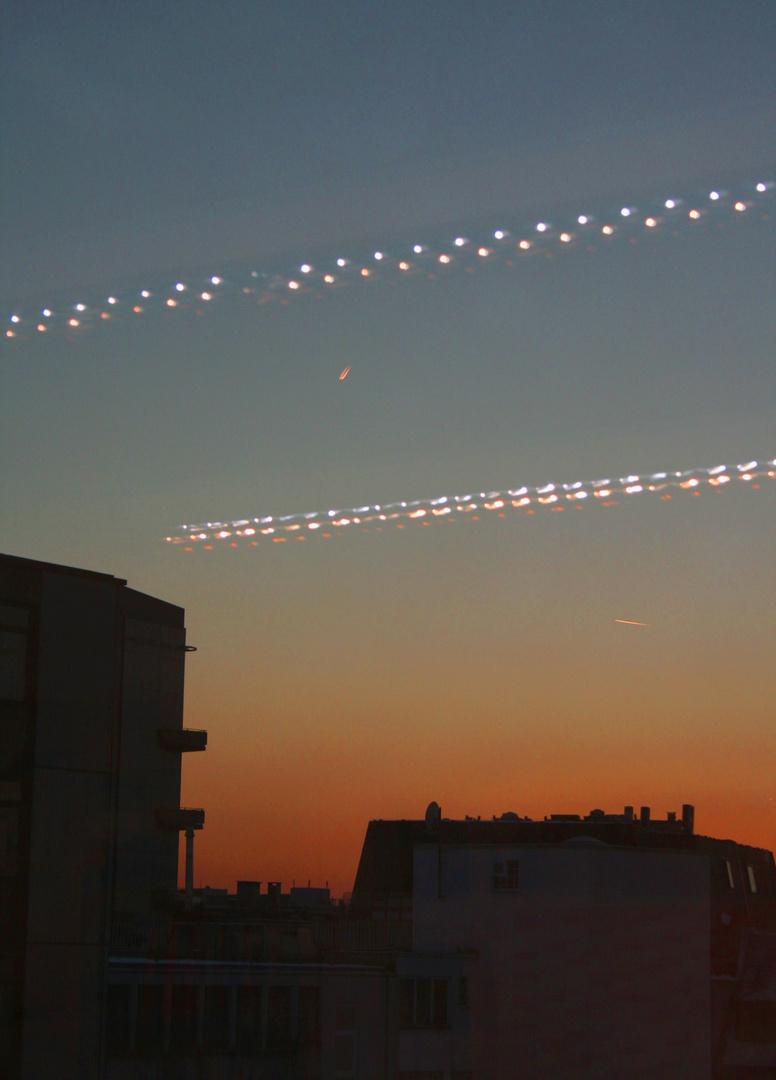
top-left (2, 0), bottom-right (775, 895)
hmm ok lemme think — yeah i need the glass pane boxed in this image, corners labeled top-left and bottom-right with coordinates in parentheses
top-left (415, 979), bottom-right (431, 1026)
top-left (235, 986), bottom-right (261, 1053)
top-left (433, 979), bottom-right (448, 1027)
top-left (298, 985), bottom-right (320, 1046)
top-left (0, 632), bottom-right (25, 702)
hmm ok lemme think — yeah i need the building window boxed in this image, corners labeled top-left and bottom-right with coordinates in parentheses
top-left (297, 985), bottom-right (321, 1046)
top-left (105, 985), bottom-right (131, 1058)
top-left (203, 986), bottom-right (230, 1052)
top-left (458, 976), bottom-right (469, 1008)
top-left (0, 631), bottom-right (26, 702)
top-left (724, 859), bottom-right (735, 889)
top-left (266, 986), bottom-right (292, 1051)
top-left (235, 986), bottom-right (261, 1054)
top-left (399, 979), bottom-right (448, 1028)
top-left (334, 1004), bottom-right (357, 1077)
top-left (170, 985), bottom-right (198, 1052)
top-left (136, 985), bottom-right (165, 1054)
top-left (0, 809), bottom-right (19, 877)
top-left (747, 865), bottom-right (758, 894)
top-left (493, 859), bottom-right (519, 890)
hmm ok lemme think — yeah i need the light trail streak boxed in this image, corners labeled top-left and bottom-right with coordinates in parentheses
top-left (4, 178), bottom-right (773, 341)
top-left (614, 620), bottom-right (650, 627)
top-left (166, 457), bottom-right (775, 549)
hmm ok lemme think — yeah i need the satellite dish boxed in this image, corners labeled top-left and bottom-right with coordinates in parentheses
top-left (425, 801), bottom-right (441, 833)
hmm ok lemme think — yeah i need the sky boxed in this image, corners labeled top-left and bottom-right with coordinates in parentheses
top-left (1, 0), bottom-right (775, 896)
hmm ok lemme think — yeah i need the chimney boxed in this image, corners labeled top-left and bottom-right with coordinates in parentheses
top-left (667, 811), bottom-right (677, 824)
top-left (640, 806), bottom-right (650, 825)
top-left (682, 804), bottom-right (695, 834)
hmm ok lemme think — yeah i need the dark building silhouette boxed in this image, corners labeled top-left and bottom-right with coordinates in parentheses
top-left (3, 552), bottom-right (776, 1078)
top-left (0, 554), bottom-right (204, 1080)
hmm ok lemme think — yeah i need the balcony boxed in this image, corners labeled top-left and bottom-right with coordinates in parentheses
top-left (157, 727), bottom-right (208, 752)
top-left (155, 807), bottom-right (205, 831)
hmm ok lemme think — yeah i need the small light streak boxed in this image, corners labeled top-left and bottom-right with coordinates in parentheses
top-left (614, 619), bottom-right (649, 627)
top-left (339, 367), bottom-right (350, 380)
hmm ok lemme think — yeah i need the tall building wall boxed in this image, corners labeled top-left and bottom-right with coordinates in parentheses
top-left (0, 554), bottom-right (189, 1080)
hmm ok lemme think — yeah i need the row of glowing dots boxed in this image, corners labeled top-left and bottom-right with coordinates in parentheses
top-left (283, 190), bottom-right (765, 289)
top-left (6, 184), bottom-right (772, 337)
top-left (4, 277), bottom-right (225, 336)
top-left (168, 460), bottom-right (773, 543)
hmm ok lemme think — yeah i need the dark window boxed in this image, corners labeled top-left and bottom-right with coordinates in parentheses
top-left (235, 986), bottom-right (261, 1053)
top-left (0, 808), bottom-right (19, 877)
top-left (0, 632), bottom-right (25, 702)
top-left (458, 976), bottom-right (469, 1008)
top-left (493, 859), bottom-right (519, 890)
top-left (105, 985), bottom-right (130, 1058)
top-left (170, 984), bottom-right (198, 1051)
top-left (400, 979), bottom-right (448, 1028)
top-left (203, 986), bottom-right (229, 1052)
top-left (400, 979), bottom-right (414, 1027)
top-left (297, 985), bottom-right (320, 1046)
top-left (334, 1004), bottom-right (357, 1074)
top-left (736, 1001), bottom-right (776, 1043)
top-left (432, 979), bottom-right (448, 1027)
top-left (266, 986), bottom-right (291, 1050)
top-left (136, 985), bottom-right (164, 1054)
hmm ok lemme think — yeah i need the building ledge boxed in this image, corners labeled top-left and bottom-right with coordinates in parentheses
top-left (155, 807), bottom-right (205, 831)
top-left (157, 727), bottom-right (208, 752)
